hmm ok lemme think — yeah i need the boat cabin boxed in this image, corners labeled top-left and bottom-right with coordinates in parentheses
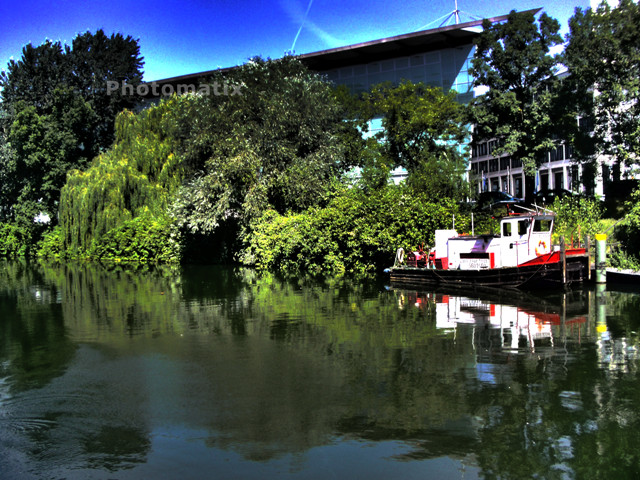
top-left (434, 214), bottom-right (554, 270)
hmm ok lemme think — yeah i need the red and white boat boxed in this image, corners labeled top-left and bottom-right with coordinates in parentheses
top-left (389, 213), bottom-right (591, 289)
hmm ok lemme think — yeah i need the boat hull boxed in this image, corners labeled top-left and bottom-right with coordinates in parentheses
top-left (389, 254), bottom-right (590, 290)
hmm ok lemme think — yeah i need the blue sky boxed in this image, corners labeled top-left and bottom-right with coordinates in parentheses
top-left (1, 0), bottom-right (590, 82)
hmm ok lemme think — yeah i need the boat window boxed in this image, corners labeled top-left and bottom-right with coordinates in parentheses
top-left (518, 220), bottom-right (529, 236)
top-left (502, 222), bottom-right (512, 237)
top-left (533, 219), bottom-right (552, 232)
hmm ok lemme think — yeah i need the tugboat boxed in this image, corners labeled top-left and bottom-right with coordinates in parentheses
top-left (389, 213), bottom-right (591, 289)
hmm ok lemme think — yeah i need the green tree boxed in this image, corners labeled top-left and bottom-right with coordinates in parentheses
top-left (0, 40), bottom-right (68, 113)
top-left (170, 56), bottom-right (353, 249)
top-left (357, 81), bottom-right (470, 199)
top-left (8, 88), bottom-right (97, 224)
top-left (0, 30), bottom-right (144, 225)
top-left (59, 97), bottom-right (185, 255)
top-left (0, 112), bottom-right (16, 221)
top-left (331, 85), bottom-right (383, 189)
top-left (368, 82), bottom-right (468, 171)
top-left (564, 0), bottom-right (640, 170)
top-left (67, 29), bottom-right (144, 150)
top-left (469, 10), bottom-right (563, 199)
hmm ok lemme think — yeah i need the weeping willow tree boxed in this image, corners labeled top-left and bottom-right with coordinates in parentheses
top-left (59, 96), bottom-right (186, 254)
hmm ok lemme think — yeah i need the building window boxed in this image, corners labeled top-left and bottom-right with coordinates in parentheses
top-left (489, 158), bottom-right (499, 172)
top-left (500, 156), bottom-right (510, 171)
top-left (514, 177), bottom-right (523, 197)
top-left (540, 172), bottom-right (549, 191)
top-left (553, 169), bottom-right (564, 189)
top-left (571, 165), bottom-right (580, 190)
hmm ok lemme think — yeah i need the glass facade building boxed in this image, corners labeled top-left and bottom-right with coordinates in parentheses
top-left (320, 46), bottom-right (475, 103)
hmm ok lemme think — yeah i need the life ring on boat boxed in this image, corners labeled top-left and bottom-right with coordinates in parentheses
top-left (535, 240), bottom-right (548, 256)
top-left (395, 247), bottom-right (405, 265)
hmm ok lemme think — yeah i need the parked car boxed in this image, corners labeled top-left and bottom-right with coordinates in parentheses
top-left (474, 191), bottom-right (526, 212)
top-left (532, 188), bottom-right (574, 205)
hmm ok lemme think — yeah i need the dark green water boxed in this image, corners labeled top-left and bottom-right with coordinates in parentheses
top-left (1, 260), bottom-right (639, 479)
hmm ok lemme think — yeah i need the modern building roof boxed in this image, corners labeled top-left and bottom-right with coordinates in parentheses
top-left (297, 9), bottom-right (540, 72)
top-left (143, 8), bottom-right (541, 89)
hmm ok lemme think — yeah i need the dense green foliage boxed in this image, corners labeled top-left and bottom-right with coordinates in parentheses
top-left (469, 9), bottom-right (563, 197)
top-left (0, 30), bottom-right (143, 150)
top-left (0, 30), bottom-right (144, 225)
top-left (550, 195), bottom-right (603, 243)
top-left (88, 214), bottom-right (181, 264)
top-left (170, 56), bottom-right (356, 244)
top-left (7, 88), bottom-right (97, 224)
top-left (565, 0), bottom-right (640, 169)
top-left (36, 226), bottom-right (65, 260)
top-left (241, 184), bottom-right (466, 275)
top-left (0, 222), bottom-right (32, 257)
top-left (612, 188), bottom-right (640, 267)
top-left (58, 96), bottom-right (185, 258)
top-left (360, 81), bottom-right (470, 199)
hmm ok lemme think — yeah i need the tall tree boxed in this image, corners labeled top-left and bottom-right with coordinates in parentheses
top-left (469, 10), bottom-right (563, 199)
top-left (0, 30), bottom-right (144, 224)
top-left (170, 56), bottom-right (354, 240)
top-left (564, 0), bottom-right (640, 170)
top-left (8, 88), bottom-right (97, 225)
top-left (0, 41), bottom-right (68, 114)
top-left (67, 29), bottom-right (144, 150)
top-left (59, 97), bottom-right (184, 252)
top-left (0, 113), bottom-right (16, 221)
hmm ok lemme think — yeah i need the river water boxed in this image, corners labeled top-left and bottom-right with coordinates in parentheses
top-left (1, 260), bottom-right (639, 479)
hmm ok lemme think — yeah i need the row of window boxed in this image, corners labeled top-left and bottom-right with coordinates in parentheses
top-left (471, 143), bottom-right (576, 163)
top-left (470, 156), bottom-right (523, 174)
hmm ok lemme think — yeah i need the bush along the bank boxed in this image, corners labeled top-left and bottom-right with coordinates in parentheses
top-left (240, 185), bottom-right (465, 275)
top-left (36, 214), bottom-right (182, 264)
top-left (88, 214), bottom-right (182, 264)
top-left (36, 226), bottom-right (65, 260)
top-left (0, 222), bottom-right (42, 257)
top-left (550, 195), bottom-right (603, 243)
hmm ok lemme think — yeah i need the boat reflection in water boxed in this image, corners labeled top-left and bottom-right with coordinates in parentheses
top-left (395, 284), bottom-right (640, 385)
top-left (396, 288), bottom-right (592, 365)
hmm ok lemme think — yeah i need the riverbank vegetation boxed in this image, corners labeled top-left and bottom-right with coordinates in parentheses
top-left (2, 3), bottom-right (640, 273)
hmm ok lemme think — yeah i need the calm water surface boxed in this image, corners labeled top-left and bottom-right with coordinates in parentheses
top-left (1, 260), bottom-right (639, 479)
